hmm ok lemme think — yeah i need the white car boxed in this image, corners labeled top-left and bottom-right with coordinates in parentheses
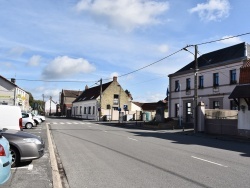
top-left (21, 113), bottom-right (35, 129)
top-left (31, 113), bottom-right (45, 122)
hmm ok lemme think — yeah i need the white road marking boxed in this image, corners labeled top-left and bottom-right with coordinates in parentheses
top-left (66, 122), bottom-right (72, 124)
top-left (28, 164), bottom-right (33, 170)
top-left (12, 163), bottom-right (33, 170)
top-left (60, 122), bottom-right (65, 124)
top-left (73, 122), bottom-right (78, 124)
top-left (128, 137), bottom-right (138, 141)
top-left (104, 131), bottom-right (108, 132)
top-left (29, 132), bottom-right (41, 134)
top-left (52, 122), bottom-right (57, 124)
top-left (191, 156), bottom-right (228, 167)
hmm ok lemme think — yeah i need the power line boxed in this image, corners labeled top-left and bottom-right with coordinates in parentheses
top-left (194, 32), bottom-right (250, 46)
top-left (8, 32), bottom-right (250, 85)
top-left (8, 78), bottom-right (97, 83)
top-left (102, 48), bottom-right (183, 81)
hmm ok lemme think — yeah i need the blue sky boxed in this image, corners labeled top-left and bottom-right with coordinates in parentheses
top-left (0, 0), bottom-right (250, 103)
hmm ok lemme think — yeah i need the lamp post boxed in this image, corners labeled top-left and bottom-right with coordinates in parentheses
top-left (118, 84), bottom-right (121, 123)
top-left (99, 78), bottom-right (102, 121)
top-left (183, 45), bottom-right (198, 133)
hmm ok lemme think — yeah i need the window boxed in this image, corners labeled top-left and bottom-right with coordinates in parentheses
top-left (213, 73), bottom-right (219, 87)
top-left (186, 78), bottom-right (191, 91)
top-left (113, 94), bottom-right (119, 105)
top-left (88, 106), bottom-right (91, 114)
top-left (198, 76), bottom-right (204, 89)
top-left (113, 107), bottom-right (118, 111)
top-left (230, 100), bottom-right (238, 110)
top-left (92, 106), bottom-right (95, 114)
top-left (84, 107), bottom-right (86, 114)
top-left (80, 106), bottom-right (82, 114)
top-left (230, 69), bottom-right (237, 84)
top-left (213, 101), bottom-right (220, 109)
top-left (175, 80), bottom-right (180, 92)
top-left (175, 103), bottom-right (179, 117)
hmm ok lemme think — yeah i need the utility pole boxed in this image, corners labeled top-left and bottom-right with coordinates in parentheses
top-left (99, 78), bottom-right (102, 121)
top-left (183, 45), bottom-right (198, 133)
top-left (194, 45), bottom-right (198, 133)
top-left (50, 96), bottom-right (52, 115)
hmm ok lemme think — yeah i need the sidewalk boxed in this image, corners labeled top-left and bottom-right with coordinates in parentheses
top-left (96, 121), bottom-right (250, 144)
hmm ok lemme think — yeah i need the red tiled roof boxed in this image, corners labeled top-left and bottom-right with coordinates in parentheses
top-left (239, 59), bottom-right (250, 84)
top-left (242, 59), bottom-right (250, 68)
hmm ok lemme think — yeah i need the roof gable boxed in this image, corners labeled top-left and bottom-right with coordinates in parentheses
top-left (175, 42), bottom-right (247, 74)
top-left (73, 81), bottom-right (112, 102)
top-left (63, 90), bottom-right (82, 98)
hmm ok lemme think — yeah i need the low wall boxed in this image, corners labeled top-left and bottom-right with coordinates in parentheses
top-left (205, 109), bottom-right (238, 119)
top-left (205, 119), bottom-right (238, 135)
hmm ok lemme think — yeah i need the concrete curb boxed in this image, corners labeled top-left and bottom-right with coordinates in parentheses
top-left (46, 123), bottom-right (63, 188)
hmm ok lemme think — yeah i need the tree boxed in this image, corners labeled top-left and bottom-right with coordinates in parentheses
top-left (27, 92), bottom-right (34, 108)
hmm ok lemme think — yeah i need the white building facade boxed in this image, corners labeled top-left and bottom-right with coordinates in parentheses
top-left (45, 99), bottom-right (57, 115)
top-left (168, 42), bottom-right (250, 124)
top-left (0, 76), bottom-right (30, 111)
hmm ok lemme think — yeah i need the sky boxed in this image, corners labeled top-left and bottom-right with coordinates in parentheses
top-left (1, 0), bottom-right (250, 103)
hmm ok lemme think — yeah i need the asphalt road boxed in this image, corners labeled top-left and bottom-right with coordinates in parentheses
top-left (48, 118), bottom-right (250, 188)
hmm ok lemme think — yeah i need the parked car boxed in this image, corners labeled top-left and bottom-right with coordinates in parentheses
top-left (0, 129), bottom-right (45, 167)
top-left (31, 113), bottom-right (45, 122)
top-left (33, 116), bottom-right (42, 126)
top-left (0, 134), bottom-right (12, 185)
top-left (0, 105), bottom-right (22, 131)
top-left (22, 113), bottom-right (35, 129)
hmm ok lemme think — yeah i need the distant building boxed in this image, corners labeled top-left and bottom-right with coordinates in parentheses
top-left (72, 76), bottom-right (132, 120)
top-left (60, 89), bottom-right (82, 116)
top-left (0, 75), bottom-right (30, 111)
top-left (45, 99), bottom-right (57, 115)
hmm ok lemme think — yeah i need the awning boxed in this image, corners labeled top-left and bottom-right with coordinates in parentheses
top-left (228, 84), bottom-right (250, 99)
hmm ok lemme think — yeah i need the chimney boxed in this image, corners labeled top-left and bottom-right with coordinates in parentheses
top-left (113, 76), bottom-right (117, 82)
top-left (85, 85), bottom-right (89, 90)
top-left (11, 78), bottom-right (16, 84)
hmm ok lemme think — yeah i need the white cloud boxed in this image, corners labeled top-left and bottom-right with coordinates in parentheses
top-left (42, 56), bottom-right (96, 79)
top-left (136, 92), bottom-right (164, 102)
top-left (189, 0), bottom-right (230, 22)
top-left (76, 0), bottom-right (169, 31)
top-left (158, 44), bottom-right (169, 53)
top-left (8, 46), bottom-right (27, 57)
top-left (27, 55), bottom-right (41, 66)
top-left (218, 36), bottom-right (242, 45)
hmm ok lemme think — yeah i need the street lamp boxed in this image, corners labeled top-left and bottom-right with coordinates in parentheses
top-left (117, 84), bottom-right (121, 123)
top-left (183, 45), bottom-right (198, 133)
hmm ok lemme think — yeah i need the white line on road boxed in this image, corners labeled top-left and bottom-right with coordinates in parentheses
top-left (128, 137), bottom-right (138, 141)
top-left (29, 132), bottom-right (41, 134)
top-left (191, 156), bottom-right (228, 167)
top-left (28, 164), bottom-right (33, 170)
top-left (103, 130), bottom-right (108, 132)
top-left (11, 164), bottom-right (33, 170)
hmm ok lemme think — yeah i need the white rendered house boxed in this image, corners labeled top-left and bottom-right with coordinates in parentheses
top-left (168, 42), bottom-right (250, 123)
